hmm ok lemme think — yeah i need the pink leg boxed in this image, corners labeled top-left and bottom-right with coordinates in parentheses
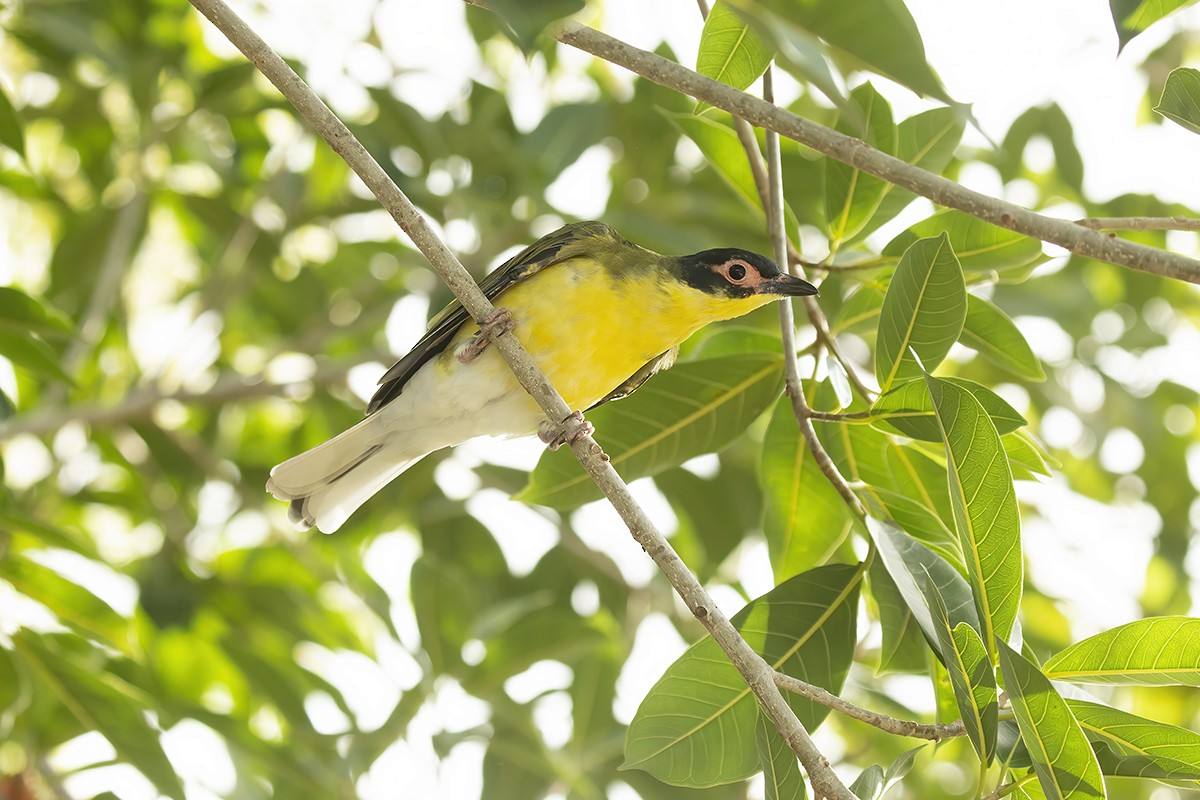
top-left (457, 307), bottom-right (517, 363)
top-left (538, 410), bottom-right (595, 451)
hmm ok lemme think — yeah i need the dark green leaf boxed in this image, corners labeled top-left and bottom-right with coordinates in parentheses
top-left (0, 81), bottom-right (24, 157)
top-left (825, 83), bottom-right (896, 245)
top-left (519, 354), bottom-right (783, 509)
top-left (928, 581), bottom-right (997, 764)
top-left (484, 0), bottom-right (586, 52)
top-left (884, 212), bottom-right (1047, 277)
top-left (0, 330), bottom-right (71, 383)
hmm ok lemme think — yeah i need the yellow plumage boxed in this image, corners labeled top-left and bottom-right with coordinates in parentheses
top-left (268, 221), bottom-right (817, 533)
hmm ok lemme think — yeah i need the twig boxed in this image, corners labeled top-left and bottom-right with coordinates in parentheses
top-left (0, 359), bottom-right (363, 441)
top-left (1075, 215), bottom-right (1200, 232)
top-left (772, 671), bottom-right (965, 741)
top-left (553, 21), bottom-right (1200, 285)
top-left (764, 70), bottom-right (868, 522)
top-left (802, 409), bottom-right (873, 422)
top-left (982, 772), bottom-right (1038, 800)
top-left (186, 0), bottom-right (837, 785)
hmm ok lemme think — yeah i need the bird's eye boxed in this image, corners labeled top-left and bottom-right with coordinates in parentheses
top-left (727, 262), bottom-right (747, 281)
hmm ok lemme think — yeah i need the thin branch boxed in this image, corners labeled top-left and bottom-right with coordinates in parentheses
top-left (764, 70), bottom-right (868, 521)
top-left (1076, 215), bottom-right (1200, 232)
top-left (772, 671), bottom-right (965, 741)
top-left (553, 21), bottom-right (1200, 285)
top-left (0, 359), bottom-right (364, 441)
top-left (187, 0), bottom-right (834, 784)
top-left (802, 409), bottom-right (873, 422)
top-left (982, 772), bottom-right (1038, 800)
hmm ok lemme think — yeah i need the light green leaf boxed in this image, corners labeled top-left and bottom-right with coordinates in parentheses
top-left (826, 83), bottom-right (896, 246)
top-left (14, 632), bottom-right (186, 799)
top-left (0, 330), bottom-right (71, 384)
top-left (874, 233), bottom-right (966, 390)
top-left (850, 765), bottom-right (885, 800)
top-left (1068, 698), bottom-right (1200, 780)
top-left (997, 641), bottom-right (1107, 800)
top-left (518, 353), bottom-right (783, 509)
top-left (762, 395), bottom-right (856, 581)
top-left (1111, 0), bottom-right (1200, 49)
top-left (623, 563), bottom-right (861, 786)
top-left (1155, 67), bottom-right (1200, 136)
top-left (928, 581), bottom-right (997, 764)
top-left (1005, 431), bottom-right (1055, 480)
top-left (664, 111), bottom-right (801, 241)
top-left (740, 0), bottom-right (952, 103)
top-left (728, 0), bottom-right (846, 108)
top-left (871, 376), bottom-right (1026, 442)
top-left (868, 517), bottom-right (978, 649)
top-left (1043, 617), bottom-right (1200, 686)
top-left (925, 375), bottom-right (1022, 661)
top-left (0, 81), bottom-right (24, 158)
top-left (960, 295), bottom-right (1045, 380)
top-left (696, 1), bottom-right (774, 114)
top-left (884, 211), bottom-right (1047, 277)
top-left (756, 709), bottom-right (808, 800)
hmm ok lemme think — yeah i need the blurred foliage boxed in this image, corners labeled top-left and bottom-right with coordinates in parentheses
top-left (1, 0), bottom-right (1200, 799)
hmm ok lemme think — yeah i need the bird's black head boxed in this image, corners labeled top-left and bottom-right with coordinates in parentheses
top-left (676, 248), bottom-right (819, 299)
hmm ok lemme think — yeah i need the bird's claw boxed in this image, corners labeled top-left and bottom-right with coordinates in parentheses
top-left (457, 307), bottom-right (516, 363)
top-left (539, 410), bottom-right (594, 451)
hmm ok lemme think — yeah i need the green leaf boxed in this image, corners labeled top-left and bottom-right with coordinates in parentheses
top-left (738, 0), bottom-right (952, 103)
top-left (1004, 431), bottom-right (1055, 480)
top-left (863, 488), bottom-right (962, 571)
top-left (696, 1), bottom-right (774, 114)
top-left (1068, 698), bottom-right (1200, 780)
top-left (1155, 67), bottom-right (1200, 136)
top-left (518, 353), bottom-right (783, 509)
top-left (14, 632), bottom-right (186, 799)
top-left (1111, 0), bottom-right (1200, 50)
top-left (756, 709), bottom-right (808, 800)
top-left (997, 641), bottom-right (1107, 800)
top-left (884, 211), bottom-right (1047, 277)
top-left (870, 377), bottom-right (1026, 442)
top-left (0, 81), bottom-right (24, 158)
top-left (869, 559), bottom-right (930, 674)
top-left (849, 765), bottom-right (884, 800)
top-left (868, 517), bottom-right (978, 649)
top-left (825, 83), bottom-right (896, 245)
top-left (761, 395), bottom-right (856, 581)
top-left (0, 287), bottom-right (71, 337)
top-left (925, 374), bottom-right (1022, 661)
top-left (861, 109), bottom-right (966, 239)
top-left (729, 1), bottom-right (846, 108)
top-left (928, 581), bottom-right (997, 764)
top-left (1043, 617), bottom-right (1200, 686)
top-left (664, 111), bottom-right (801, 240)
top-left (483, 0), bottom-right (586, 52)
top-left (960, 295), bottom-right (1045, 380)
top-left (831, 282), bottom-right (885, 336)
top-left (996, 104), bottom-right (1084, 192)
top-left (0, 330), bottom-right (71, 383)
top-left (623, 563), bottom-right (861, 786)
top-left (874, 233), bottom-right (967, 390)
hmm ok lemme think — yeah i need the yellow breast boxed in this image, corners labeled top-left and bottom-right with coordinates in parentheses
top-left (444, 258), bottom-right (777, 410)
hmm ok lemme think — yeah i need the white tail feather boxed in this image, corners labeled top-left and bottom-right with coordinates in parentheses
top-left (267, 415), bottom-right (428, 533)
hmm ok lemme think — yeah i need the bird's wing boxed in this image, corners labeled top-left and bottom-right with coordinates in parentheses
top-left (366, 221), bottom-right (619, 414)
top-left (587, 346), bottom-right (679, 410)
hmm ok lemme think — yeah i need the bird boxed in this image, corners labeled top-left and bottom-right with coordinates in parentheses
top-left (267, 220), bottom-right (818, 533)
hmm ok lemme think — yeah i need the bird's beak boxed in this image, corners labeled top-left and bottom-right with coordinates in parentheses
top-left (760, 273), bottom-right (819, 297)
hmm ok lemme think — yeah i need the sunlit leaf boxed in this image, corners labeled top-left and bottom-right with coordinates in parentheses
top-left (1155, 67), bottom-right (1200, 136)
top-left (997, 641), bottom-right (1107, 800)
top-left (874, 233), bottom-right (967, 390)
top-left (623, 563), bottom-right (861, 786)
top-left (1044, 617), bottom-right (1200, 686)
top-left (519, 354), bottom-right (783, 509)
top-left (1111, 0), bottom-right (1200, 50)
top-left (696, 1), bottom-right (773, 114)
top-left (928, 581), bottom-right (997, 765)
top-left (870, 376), bottom-right (1026, 441)
top-left (1068, 699), bottom-right (1200, 780)
top-left (925, 374), bottom-right (1022, 661)
top-left (960, 295), bottom-right (1045, 381)
top-left (884, 211), bottom-right (1047, 277)
top-left (826, 83), bottom-right (896, 245)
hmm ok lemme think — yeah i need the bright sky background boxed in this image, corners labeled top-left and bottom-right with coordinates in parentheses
top-left (4, 0), bottom-right (1200, 798)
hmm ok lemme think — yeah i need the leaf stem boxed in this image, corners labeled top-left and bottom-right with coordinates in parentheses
top-left (1076, 215), bottom-right (1200, 232)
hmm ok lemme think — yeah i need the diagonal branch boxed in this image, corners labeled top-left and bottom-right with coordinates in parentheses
top-left (553, 21), bottom-right (1200, 285)
top-left (185, 0), bottom-right (840, 789)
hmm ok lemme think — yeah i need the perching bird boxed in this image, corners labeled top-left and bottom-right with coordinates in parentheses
top-left (267, 221), bottom-right (818, 532)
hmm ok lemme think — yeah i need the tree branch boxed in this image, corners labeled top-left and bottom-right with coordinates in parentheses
top-left (772, 671), bottom-right (965, 741)
top-left (0, 359), bottom-right (364, 441)
top-left (1076, 215), bottom-right (1200, 232)
top-left (553, 21), bottom-right (1200, 285)
top-left (186, 0), bottom-right (832, 784)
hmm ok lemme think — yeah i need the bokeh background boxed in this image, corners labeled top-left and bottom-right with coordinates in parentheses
top-left (1, 0), bottom-right (1200, 797)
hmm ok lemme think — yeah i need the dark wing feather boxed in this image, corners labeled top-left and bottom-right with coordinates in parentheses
top-left (587, 346), bottom-right (679, 410)
top-left (366, 221), bottom-right (619, 414)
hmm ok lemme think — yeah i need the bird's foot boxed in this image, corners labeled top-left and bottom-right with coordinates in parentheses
top-left (539, 410), bottom-right (594, 451)
top-left (457, 307), bottom-right (516, 363)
